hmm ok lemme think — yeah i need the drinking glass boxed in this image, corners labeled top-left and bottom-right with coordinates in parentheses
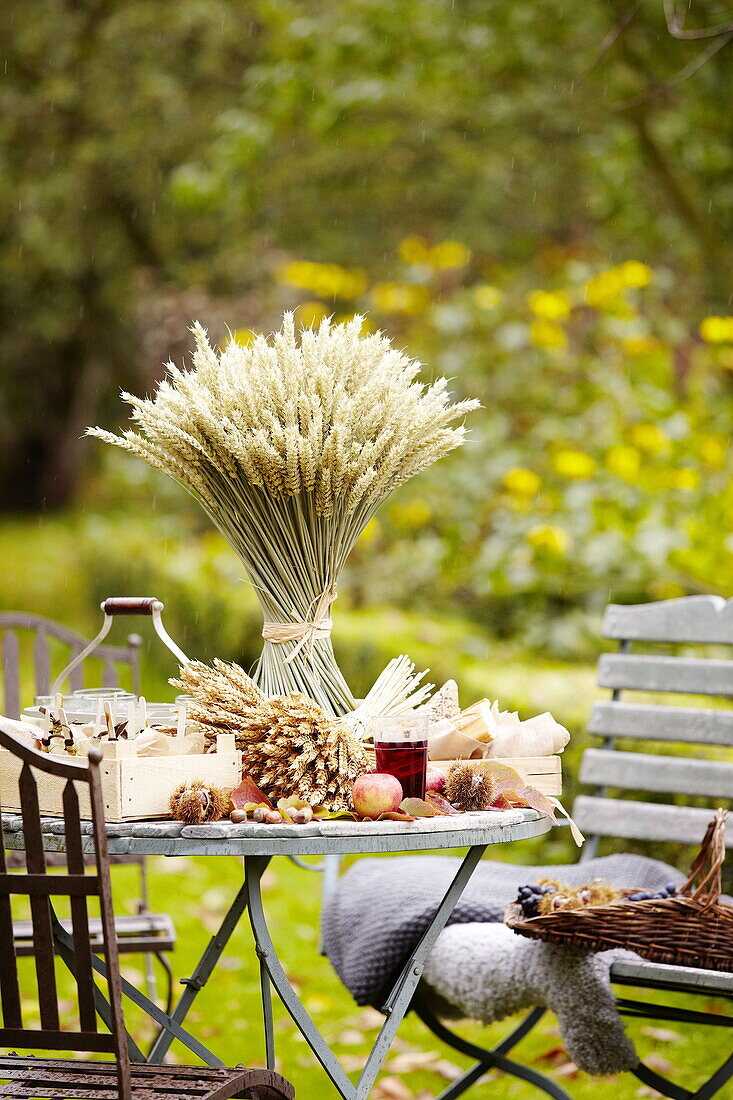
top-left (371, 714), bottom-right (429, 800)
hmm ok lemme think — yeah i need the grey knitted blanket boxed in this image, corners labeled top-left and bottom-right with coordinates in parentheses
top-left (322, 853), bottom-right (686, 1076)
top-left (322, 852), bottom-right (684, 1009)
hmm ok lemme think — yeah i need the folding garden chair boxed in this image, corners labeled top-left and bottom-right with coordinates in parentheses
top-left (0, 608), bottom-right (175, 1011)
top-left (0, 719), bottom-right (294, 1100)
top-left (321, 594), bottom-right (733, 1099)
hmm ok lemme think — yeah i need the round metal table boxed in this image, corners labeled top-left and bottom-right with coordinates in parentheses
top-left (2, 808), bottom-right (551, 1100)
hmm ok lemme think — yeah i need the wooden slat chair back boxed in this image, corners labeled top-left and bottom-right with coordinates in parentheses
top-left (0, 612), bottom-right (141, 721)
top-left (0, 720), bottom-right (295, 1100)
top-left (575, 595), bottom-right (733, 860)
top-left (374, 597), bottom-right (733, 1100)
top-left (0, 723), bottom-right (132, 1097)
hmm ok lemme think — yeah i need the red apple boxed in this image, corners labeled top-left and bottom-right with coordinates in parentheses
top-left (352, 772), bottom-right (403, 819)
top-left (425, 766), bottom-right (446, 794)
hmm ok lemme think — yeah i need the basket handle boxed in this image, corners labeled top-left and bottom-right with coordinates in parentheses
top-left (680, 808), bottom-right (727, 911)
top-left (102, 597), bottom-right (161, 616)
top-left (50, 597), bottom-right (190, 695)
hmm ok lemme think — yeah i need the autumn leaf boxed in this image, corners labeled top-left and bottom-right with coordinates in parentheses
top-left (400, 797), bottom-right (442, 817)
top-left (641, 1027), bottom-right (683, 1043)
top-left (231, 773), bottom-right (271, 809)
top-left (425, 791), bottom-right (463, 814)
top-left (495, 784), bottom-right (558, 822)
top-left (371, 1077), bottom-right (413, 1100)
top-left (645, 1053), bottom-right (673, 1074)
top-left (337, 1027), bottom-right (367, 1046)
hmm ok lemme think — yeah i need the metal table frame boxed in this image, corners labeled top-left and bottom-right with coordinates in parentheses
top-left (3, 809), bottom-right (550, 1100)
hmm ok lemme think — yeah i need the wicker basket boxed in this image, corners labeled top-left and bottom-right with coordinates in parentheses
top-left (506, 809), bottom-right (733, 973)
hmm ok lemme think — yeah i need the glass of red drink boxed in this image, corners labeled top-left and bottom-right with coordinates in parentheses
top-left (372, 715), bottom-right (429, 800)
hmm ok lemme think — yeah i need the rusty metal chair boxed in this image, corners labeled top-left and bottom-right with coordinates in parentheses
top-left (0, 720), bottom-right (295, 1100)
top-left (0, 610), bottom-right (175, 1011)
top-left (0, 611), bottom-right (142, 717)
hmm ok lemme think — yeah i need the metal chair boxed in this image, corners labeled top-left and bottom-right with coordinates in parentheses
top-left (0, 611), bottom-right (142, 718)
top-left (322, 595), bottom-right (733, 1099)
top-left (0, 719), bottom-right (294, 1100)
top-left (0, 609), bottom-right (175, 1012)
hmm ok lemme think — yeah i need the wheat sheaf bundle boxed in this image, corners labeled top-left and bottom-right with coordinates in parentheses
top-left (89, 314), bottom-right (478, 714)
top-left (172, 659), bottom-right (368, 810)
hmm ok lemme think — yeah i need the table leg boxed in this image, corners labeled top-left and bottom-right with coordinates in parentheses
top-left (148, 858), bottom-right (271, 1064)
top-left (245, 845), bottom-right (487, 1100)
top-left (257, 941), bottom-right (276, 1070)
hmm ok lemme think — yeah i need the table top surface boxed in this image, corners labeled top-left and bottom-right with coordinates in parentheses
top-left (1, 806), bottom-right (550, 857)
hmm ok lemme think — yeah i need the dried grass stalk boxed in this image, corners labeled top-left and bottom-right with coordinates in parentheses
top-left (172, 659), bottom-right (368, 810)
top-left (89, 314), bottom-right (478, 713)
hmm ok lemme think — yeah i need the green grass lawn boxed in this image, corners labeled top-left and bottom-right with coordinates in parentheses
top-left (109, 854), bottom-right (729, 1100)
top-left (2, 511), bottom-right (731, 1097)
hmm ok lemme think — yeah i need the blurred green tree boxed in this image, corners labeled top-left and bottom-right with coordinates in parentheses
top-left (1, 0), bottom-right (730, 509)
top-left (0, 0), bottom-right (260, 508)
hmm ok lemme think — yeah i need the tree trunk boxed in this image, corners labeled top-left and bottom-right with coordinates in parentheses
top-left (0, 322), bottom-right (120, 512)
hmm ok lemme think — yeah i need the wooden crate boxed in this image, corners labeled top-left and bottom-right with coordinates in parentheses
top-left (0, 735), bottom-right (242, 822)
top-left (430, 755), bottom-right (562, 797)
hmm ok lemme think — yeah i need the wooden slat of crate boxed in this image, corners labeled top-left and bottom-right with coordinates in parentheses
top-left (0, 749), bottom-right (241, 822)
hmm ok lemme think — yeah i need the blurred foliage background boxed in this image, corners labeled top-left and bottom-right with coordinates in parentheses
top-left (2, 0), bottom-right (733, 652)
top-left (2, 5), bottom-right (733, 1094)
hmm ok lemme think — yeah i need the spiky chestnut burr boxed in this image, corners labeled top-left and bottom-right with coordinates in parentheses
top-left (444, 761), bottom-right (499, 812)
top-left (169, 780), bottom-right (230, 824)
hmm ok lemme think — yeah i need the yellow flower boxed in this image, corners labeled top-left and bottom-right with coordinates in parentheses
top-left (584, 269), bottom-right (625, 308)
top-left (277, 260), bottom-right (367, 300)
top-left (605, 444), bottom-right (641, 481)
top-left (530, 319), bottom-right (567, 350)
top-left (398, 236), bottom-right (430, 265)
top-left (231, 328), bottom-right (255, 346)
top-left (699, 435), bottom-right (726, 469)
top-left (651, 581), bottom-right (686, 600)
top-left (370, 282), bottom-right (431, 315)
top-left (474, 284), bottom-right (502, 311)
top-left (358, 518), bottom-right (381, 545)
top-left (552, 450), bottom-right (596, 479)
top-left (621, 334), bottom-right (660, 356)
top-left (673, 469), bottom-right (700, 492)
top-left (700, 316), bottom-right (733, 344)
top-left (617, 260), bottom-right (654, 288)
top-left (629, 422), bottom-right (669, 455)
top-left (584, 262), bottom-right (653, 309)
top-left (428, 241), bottom-right (471, 269)
top-left (526, 289), bottom-right (571, 321)
top-left (503, 467), bottom-right (541, 496)
top-left (295, 301), bottom-right (329, 328)
top-left (390, 499), bottom-right (433, 528)
top-left (526, 524), bottom-right (571, 556)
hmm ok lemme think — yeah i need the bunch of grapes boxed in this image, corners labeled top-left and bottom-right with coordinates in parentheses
top-left (517, 883), bottom-right (557, 918)
top-left (627, 884), bottom-right (678, 902)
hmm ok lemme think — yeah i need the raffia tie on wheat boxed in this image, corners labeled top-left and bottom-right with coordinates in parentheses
top-left (506, 809), bottom-right (733, 973)
top-left (261, 583), bottom-right (335, 662)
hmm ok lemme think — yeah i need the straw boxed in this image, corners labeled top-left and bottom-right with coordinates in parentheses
top-left (88, 314), bottom-right (478, 714)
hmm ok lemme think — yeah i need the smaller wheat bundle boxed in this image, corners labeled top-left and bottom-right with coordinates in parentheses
top-left (89, 314), bottom-right (478, 714)
top-left (172, 659), bottom-right (368, 810)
